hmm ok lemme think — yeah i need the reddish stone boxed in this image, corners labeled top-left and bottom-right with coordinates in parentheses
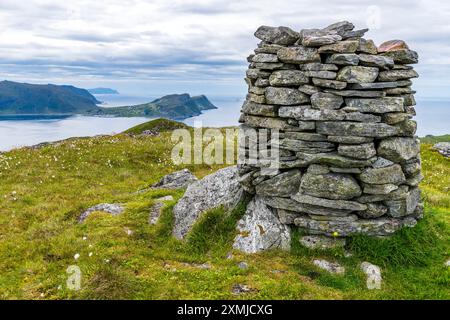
top-left (378, 40), bottom-right (409, 53)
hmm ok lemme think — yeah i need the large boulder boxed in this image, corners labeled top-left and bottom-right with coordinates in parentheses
top-left (233, 196), bottom-right (291, 253)
top-left (299, 172), bottom-right (362, 200)
top-left (152, 169), bottom-right (198, 189)
top-left (172, 166), bottom-right (244, 239)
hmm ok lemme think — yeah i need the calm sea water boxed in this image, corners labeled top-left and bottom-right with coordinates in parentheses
top-left (0, 95), bottom-right (448, 151)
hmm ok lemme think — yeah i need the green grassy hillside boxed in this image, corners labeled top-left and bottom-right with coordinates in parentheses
top-left (0, 125), bottom-right (448, 300)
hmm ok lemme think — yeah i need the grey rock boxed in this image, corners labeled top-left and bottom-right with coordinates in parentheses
top-left (338, 143), bottom-right (376, 159)
top-left (79, 203), bottom-right (124, 223)
top-left (329, 167), bottom-right (362, 174)
top-left (317, 121), bottom-right (399, 138)
top-left (325, 89), bottom-right (385, 98)
top-left (433, 142), bottom-right (450, 157)
top-left (358, 203), bottom-right (388, 218)
top-left (152, 168), bottom-right (198, 189)
top-left (149, 196), bottom-right (174, 225)
top-left (307, 164), bottom-right (330, 175)
top-left (402, 161), bottom-right (421, 177)
top-left (300, 235), bottom-right (346, 250)
top-left (382, 113), bottom-right (411, 125)
top-left (292, 193), bottom-right (366, 211)
top-left (241, 101), bottom-right (277, 117)
top-left (279, 106), bottom-right (345, 121)
top-left (360, 262), bottom-right (382, 289)
top-left (348, 82), bottom-right (399, 90)
top-left (318, 40), bottom-right (359, 53)
top-left (344, 112), bottom-right (381, 122)
top-left (232, 284), bottom-right (256, 295)
top-left (252, 53), bottom-right (279, 63)
top-left (356, 185), bottom-right (410, 203)
top-left (248, 86), bottom-right (266, 95)
top-left (322, 21), bottom-right (355, 36)
top-left (377, 137), bottom-right (420, 162)
top-left (300, 63), bottom-right (338, 71)
top-left (255, 78), bottom-right (270, 87)
top-left (359, 164), bottom-right (406, 185)
top-left (358, 54), bottom-right (394, 69)
top-left (342, 28), bottom-right (368, 39)
top-left (246, 68), bottom-right (271, 79)
top-left (312, 78), bottom-right (347, 90)
top-left (378, 69), bottom-right (419, 81)
top-left (278, 139), bottom-right (335, 151)
top-left (311, 92), bottom-right (344, 109)
top-left (173, 166), bottom-right (244, 239)
top-left (381, 49), bottom-right (419, 64)
top-left (300, 172), bottom-right (362, 200)
top-left (247, 93), bottom-right (266, 104)
top-left (313, 259), bottom-right (345, 274)
top-left (402, 94), bottom-right (416, 106)
top-left (336, 66), bottom-right (379, 83)
top-left (298, 84), bottom-right (321, 95)
top-left (269, 70), bottom-right (309, 86)
top-left (254, 26), bottom-right (299, 45)
top-left (358, 39), bottom-right (378, 54)
top-left (303, 71), bottom-right (337, 79)
top-left (326, 53), bottom-right (359, 65)
top-left (265, 87), bottom-right (309, 105)
top-left (395, 119), bottom-right (417, 137)
top-left (233, 196), bottom-right (291, 253)
top-left (255, 170), bottom-right (302, 197)
top-left (284, 132), bottom-right (327, 141)
top-left (243, 115), bottom-right (301, 131)
top-left (363, 183), bottom-right (398, 195)
top-left (345, 97), bottom-right (404, 113)
top-left (296, 152), bottom-right (374, 168)
top-left (384, 87), bottom-right (414, 95)
top-left (302, 32), bottom-right (342, 47)
top-left (405, 172), bottom-right (424, 186)
top-left (265, 197), bottom-right (352, 216)
top-left (238, 262), bottom-right (249, 270)
top-left (277, 46), bottom-right (321, 64)
top-left (384, 187), bottom-right (420, 217)
top-left (255, 43), bottom-right (284, 54)
top-left (327, 135), bottom-right (373, 144)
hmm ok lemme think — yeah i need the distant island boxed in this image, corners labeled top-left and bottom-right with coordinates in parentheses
top-left (0, 80), bottom-right (217, 119)
top-left (88, 88), bottom-right (119, 95)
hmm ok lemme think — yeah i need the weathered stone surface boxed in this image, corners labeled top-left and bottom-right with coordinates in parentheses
top-left (342, 28), bottom-right (368, 39)
top-left (247, 93), bottom-right (266, 104)
top-left (324, 89), bottom-right (385, 98)
top-left (378, 40), bottom-right (409, 53)
top-left (255, 26), bottom-right (299, 45)
top-left (358, 39), bottom-right (378, 54)
top-left (358, 54), bottom-right (394, 69)
top-left (345, 97), bottom-right (404, 113)
top-left (300, 235), bottom-right (346, 250)
top-left (278, 139), bottom-right (335, 151)
top-left (377, 137), bottom-right (420, 162)
top-left (330, 167), bottom-right (362, 174)
top-left (292, 193), bottom-right (366, 211)
top-left (313, 259), bottom-right (345, 274)
top-left (149, 196), bottom-right (174, 225)
top-left (311, 92), bottom-right (344, 109)
top-left (363, 183), bottom-right (398, 195)
top-left (378, 69), bottom-right (418, 81)
top-left (322, 21), bottom-right (355, 36)
top-left (302, 32), bottom-right (342, 46)
top-left (251, 62), bottom-right (286, 70)
top-left (312, 78), bottom-right (347, 90)
top-left (241, 100), bottom-right (277, 117)
top-left (152, 169), bottom-right (198, 189)
top-left (233, 196), bottom-right (291, 253)
top-left (338, 143), bottom-right (376, 159)
top-left (381, 49), bottom-right (418, 64)
top-left (264, 196), bottom-right (352, 216)
top-left (248, 86), bottom-right (266, 95)
top-left (344, 112), bottom-right (381, 122)
top-left (307, 164), bottom-right (330, 175)
top-left (79, 203), bottom-right (124, 223)
top-left (303, 70), bottom-right (337, 79)
top-left (265, 87), bottom-right (309, 105)
top-left (277, 46), bottom-right (321, 63)
top-left (298, 84), bottom-right (320, 95)
top-left (279, 106), bottom-right (345, 121)
top-left (359, 164), bottom-right (406, 185)
top-left (317, 121), bottom-right (399, 138)
top-left (298, 172), bottom-right (362, 200)
top-left (384, 87), bottom-right (414, 95)
top-left (269, 70), bottom-right (309, 86)
top-left (384, 187), bottom-right (420, 217)
top-left (255, 43), bottom-right (284, 54)
top-left (255, 78), bottom-right (270, 87)
top-left (252, 53), bottom-right (279, 63)
top-left (318, 40), bottom-right (359, 53)
top-left (358, 203), bottom-right (388, 218)
top-left (326, 53), bottom-right (359, 65)
top-left (296, 152), bottom-right (374, 168)
top-left (433, 142), bottom-right (450, 158)
top-left (327, 135), bottom-right (373, 144)
top-left (284, 132), bottom-right (327, 141)
top-left (348, 82), bottom-right (399, 90)
top-left (336, 66), bottom-right (379, 83)
top-left (255, 170), bottom-right (302, 197)
top-left (294, 215), bottom-right (416, 237)
top-left (246, 68), bottom-right (271, 79)
top-left (173, 166), bottom-right (244, 239)
top-left (360, 262), bottom-right (382, 290)
top-left (395, 119), bottom-right (417, 136)
top-left (356, 185), bottom-right (409, 203)
top-left (300, 63), bottom-right (338, 71)
top-left (382, 112), bottom-right (411, 124)
top-left (243, 115), bottom-right (302, 131)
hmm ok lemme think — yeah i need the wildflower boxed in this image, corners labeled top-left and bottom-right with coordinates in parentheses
top-left (88, 252), bottom-right (93, 257)
top-left (332, 231), bottom-right (339, 237)
top-left (74, 253), bottom-right (80, 260)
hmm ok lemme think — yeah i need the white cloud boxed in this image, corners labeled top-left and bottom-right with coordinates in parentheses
top-left (0, 0), bottom-right (449, 96)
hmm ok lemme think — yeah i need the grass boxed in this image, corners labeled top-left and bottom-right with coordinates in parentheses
top-left (0, 123), bottom-right (449, 300)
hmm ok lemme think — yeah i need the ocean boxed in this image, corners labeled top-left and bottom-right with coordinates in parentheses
top-left (0, 95), bottom-right (448, 151)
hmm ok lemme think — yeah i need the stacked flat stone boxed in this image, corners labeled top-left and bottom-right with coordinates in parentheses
top-left (238, 21), bottom-right (423, 237)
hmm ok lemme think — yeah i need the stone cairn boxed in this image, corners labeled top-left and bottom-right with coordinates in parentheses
top-left (238, 21), bottom-right (423, 237)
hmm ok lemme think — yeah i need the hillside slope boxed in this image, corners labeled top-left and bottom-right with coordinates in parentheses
top-left (0, 127), bottom-right (448, 300)
top-left (0, 81), bottom-right (100, 115)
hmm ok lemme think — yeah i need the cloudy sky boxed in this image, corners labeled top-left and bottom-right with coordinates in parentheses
top-left (0, 0), bottom-right (449, 98)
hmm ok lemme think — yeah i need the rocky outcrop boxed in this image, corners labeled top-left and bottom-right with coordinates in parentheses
top-left (152, 169), bottom-right (198, 189)
top-left (238, 21), bottom-right (423, 240)
top-left (433, 142), bottom-right (450, 158)
top-left (233, 196), bottom-right (291, 253)
top-left (78, 203), bottom-right (124, 222)
top-left (172, 166), bottom-right (244, 239)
